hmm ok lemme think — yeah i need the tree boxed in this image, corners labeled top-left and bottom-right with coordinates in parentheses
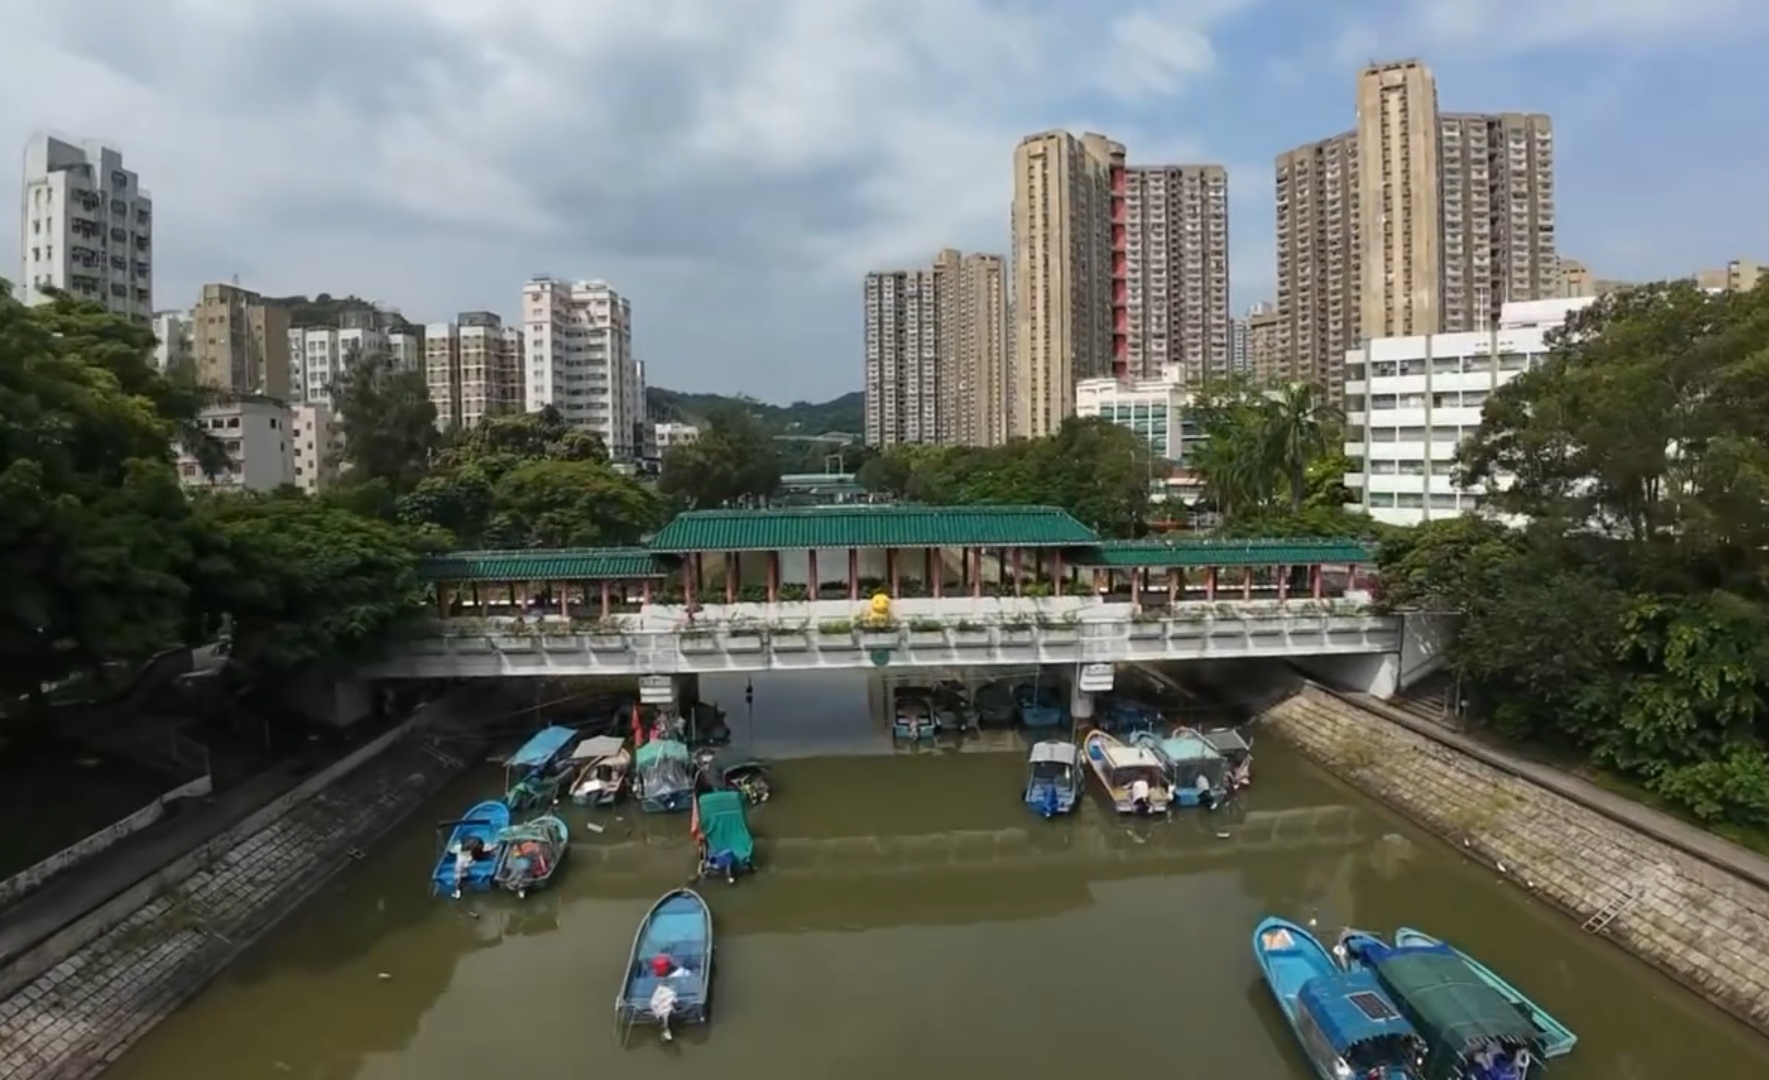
top-left (399, 407), bottom-right (662, 548)
top-left (1190, 378), bottom-right (1339, 517)
top-left (186, 494), bottom-right (427, 673)
top-left (658, 407), bottom-right (782, 509)
top-left (332, 352), bottom-right (439, 498)
top-left (0, 288), bottom-right (211, 701)
top-left (1383, 280), bottom-right (1769, 827)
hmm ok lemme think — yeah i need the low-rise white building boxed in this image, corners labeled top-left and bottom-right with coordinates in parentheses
top-left (177, 396), bottom-right (293, 492)
top-left (289, 325), bottom-right (424, 406)
top-left (1074, 364), bottom-right (1204, 464)
top-left (654, 421), bottom-right (700, 450)
top-left (1344, 297), bottom-right (1596, 526)
top-left (290, 404), bottom-right (342, 494)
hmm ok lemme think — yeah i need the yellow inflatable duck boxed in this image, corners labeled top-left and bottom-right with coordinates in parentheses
top-left (867, 593), bottom-right (891, 622)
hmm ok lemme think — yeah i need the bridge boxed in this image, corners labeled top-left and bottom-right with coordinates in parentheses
top-left (362, 506), bottom-right (1402, 685)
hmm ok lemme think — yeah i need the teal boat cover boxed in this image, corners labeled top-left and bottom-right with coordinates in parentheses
top-left (635, 739), bottom-right (690, 768)
top-left (697, 790), bottom-right (754, 861)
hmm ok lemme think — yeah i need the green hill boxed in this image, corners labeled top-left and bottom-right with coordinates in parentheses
top-left (647, 387), bottom-right (863, 437)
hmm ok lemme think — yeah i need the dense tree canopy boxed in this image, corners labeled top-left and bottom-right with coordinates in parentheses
top-left (1380, 281), bottom-right (1769, 829)
top-left (396, 407), bottom-right (665, 548)
top-left (658, 407), bottom-right (782, 510)
top-left (1188, 378), bottom-right (1364, 535)
top-left (331, 352), bottom-right (439, 498)
top-left (856, 417), bottom-right (1155, 537)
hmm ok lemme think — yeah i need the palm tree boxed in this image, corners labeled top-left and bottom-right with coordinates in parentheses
top-left (1260, 382), bottom-right (1332, 512)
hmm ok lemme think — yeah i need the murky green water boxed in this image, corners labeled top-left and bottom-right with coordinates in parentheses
top-left (106, 670), bottom-right (1769, 1079)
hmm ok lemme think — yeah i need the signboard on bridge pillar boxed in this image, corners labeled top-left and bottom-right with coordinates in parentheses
top-left (638, 675), bottom-right (676, 706)
top-left (1078, 663), bottom-right (1114, 694)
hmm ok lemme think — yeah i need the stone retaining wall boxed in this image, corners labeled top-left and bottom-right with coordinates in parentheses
top-left (0, 734), bottom-right (467, 1080)
top-left (1263, 684), bottom-right (1769, 1036)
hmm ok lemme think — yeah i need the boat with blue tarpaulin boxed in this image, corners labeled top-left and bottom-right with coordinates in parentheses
top-left (1253, 916), bottom-right (1425, 1080)
top-left (492, 814), bottom-right (569, 897)
top-left (1393, 928), bottom-right (1576, 1059)
top-left (1336, 929), bottom-right (1546, 1080)
top-left (1133, 727), bottom-right (1226, 807)
top-left (1015, 682), bottom-right (1068, 728)
top-left (634, 739), bottom-right (695, 812)
top-left (694, 790), bottom-right (755, 883)
top-left (1024, 740), bottom-right (1081, 817)
top-left (616, 888), bottom-right (714, 1043)
top-left (431, 799), bottom-right (510, 898)
top-left (504, 725), bottom-right (578, 811)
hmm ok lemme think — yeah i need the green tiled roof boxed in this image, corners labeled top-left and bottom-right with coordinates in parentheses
top-left (1070, 537), bottom-right (1374, 569)
top-left (420, 548), bottom-right (667, 581)
top-left (647, 505), bottom-right (1100, 552)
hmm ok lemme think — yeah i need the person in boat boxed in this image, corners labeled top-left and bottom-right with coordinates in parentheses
top-left (650, 953), bottom-right (692, 979)
top-left (1130, 777), bottom-right (1152, 813)
top-left (450, 835), bottom-right (492, 897)
top-left (1195, 771), bottom-right (1218, 811)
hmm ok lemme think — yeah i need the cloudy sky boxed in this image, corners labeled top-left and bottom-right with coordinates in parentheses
top-left (3, 1), bottom-right (1765, 401)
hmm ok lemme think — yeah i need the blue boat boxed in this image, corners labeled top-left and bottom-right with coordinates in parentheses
top-left (504, 725), bottom-right (579, 811)
top-left (1014, 682), bottom-right (1068, 728)
top-left (1024, 740), bottom-right (1081, 817)
top-left (1253, 917), bottom-right (1425, 1080)
top-left (1133, 728), bottom-right (1227, 807)
top-left (492, 814), bottom-right (569, 898)
top-left (1336, 929), bottom-right (1546, 1080)
top-left (634, 739), bottom-right (695, 813)
top-left (1099, 697), bottom-right (1162, 736)
top-left (695, 790), bottom-right (755, 883)
top-left (1393, 928), bottom-right (1577, 1059)
top-left (617, 888), bottom-right (714, 1043)
top-left (431, 799), bottom-right (511, 898)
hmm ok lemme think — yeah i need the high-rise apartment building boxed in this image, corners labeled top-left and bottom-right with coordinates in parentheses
top-left (1276, 59), bottom-right (1558, 402)
top-left (18, 135), bottom-right (153, 321)
top-left (1244, 303), bottom-right (1284, 384)
top-left (290, 404), bottom-right (342, 494)
top-left (862, 251), bottom-right (1007, 448)
top-left (1438, 111), bottom-right (1558, 329)
top-left (1122, 164), bottom-right (1231, 383)
top-left (151, 310), bottom-right (192, 373)
top-left (1274, 131), bottom-right (1360, 400)
top-left (862, 266), bottom-right (939, 447)
top-left (189, 283), bottom-right (292, 398)
top-left (935, 249), bottom-right (1008, 446)
top-left (425, 313), bottom-right (523, 431)
top-left (288, 325), bottom-right (422, 406)
top-left (1010, 130), bottom-right (1124, 438)
top-left (521, 279), bottom-right (646, 457)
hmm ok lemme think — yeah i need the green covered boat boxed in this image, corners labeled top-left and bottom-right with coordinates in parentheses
top-left (1394, 928), bottom-right (1577, 1059)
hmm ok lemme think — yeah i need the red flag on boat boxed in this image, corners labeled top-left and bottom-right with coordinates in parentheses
top-left (631, 702), bottom-right (644, 747)
top-left (689, 789), bottom-right (702, 840)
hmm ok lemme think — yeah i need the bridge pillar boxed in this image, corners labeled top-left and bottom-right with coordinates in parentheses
top-left (675, 673), bottom-right (701, 710)
top-left (1068, 672), bottom-right (1095, 722)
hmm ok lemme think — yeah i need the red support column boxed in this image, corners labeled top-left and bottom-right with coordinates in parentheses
top-left (929, 548), bottom-right (943, 598)
top-left (848, 548), bottom-right (859, 601)
top-left (599, 581), bottom-right (611, 619)
top-left (1205, 567), bottom-right (1217, 601)
top-left (1311, 564), bottom-right (1324, 599)
top-left (1052, 551), bottom-right (1065, 596)
top-left (692, 553), bottom-right (704, 598)
top-left (725, 552), bottom-right (738, 604)
top-left (886, 548), bottom-right (899, 597)
top-left (1011, 548), bottom-right (1023, 596)
top-left (807, 549), bottom-right (820, 599)
top-left (684, 557), bottom-right (698, 610)
top-left (1168, 568), bottom-right (1180, 601)
top-left (1241, 566), bottom-right (1253, 601)
top-left (641, 578), bottom-right (652, 605)
top-left (767, 551), bottom-right (780, 603)
top-left (1277, 564), bottom-right (1289, 603)
top-left (1093, 568), bottom-right (1105, 595)
top-left (972, 548), bottom-right (984, 598)
top-left (1131, 567), bottom-right (1142, 607)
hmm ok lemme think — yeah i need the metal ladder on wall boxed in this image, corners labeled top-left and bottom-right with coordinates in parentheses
top-left (1581, 883), bottom-right (1644, 933)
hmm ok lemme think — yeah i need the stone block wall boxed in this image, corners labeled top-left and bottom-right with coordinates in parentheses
top-left (1263, 685), bottom-right (1769, 1035)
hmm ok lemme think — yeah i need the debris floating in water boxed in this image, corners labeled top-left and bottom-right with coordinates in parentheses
top-left (377, 972), bottom-right (392, 981)
top-left (583, 821), bottom-right (606, 834)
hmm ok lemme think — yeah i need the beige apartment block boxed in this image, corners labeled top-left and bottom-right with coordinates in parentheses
top-left (1357, 59), bottom-right (1443, 340)
top-left (863, 266), bottom-right (940, 446)
top-left (1557, 257), bottom-right (1630, 298)
top-left (1245, 303), bottom-right (1284, 385)
top-left (1274, 130), bottom-right (1360, 401)
top-left (425, 312), bottom-right (522, 431)
top-left (1693, 259), bottom-right (1765, 292)
top-left (1010, 130), bottom-right (1123, 438)
top-left (1438, 111), bottom-right (1558, 329)
top-left (1123, 164), bottom-right (1231, 383)
top-left (189, 283), bottom-right (291, 399)
top-left (935, 249), bottom-right (1007, 446)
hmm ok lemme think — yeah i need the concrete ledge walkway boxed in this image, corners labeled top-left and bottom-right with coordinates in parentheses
top-left (1330, 684), bottom-right (1769, 891)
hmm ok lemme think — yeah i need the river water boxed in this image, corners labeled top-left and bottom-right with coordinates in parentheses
top-left (106, 669), bottom-right (1769, 1080)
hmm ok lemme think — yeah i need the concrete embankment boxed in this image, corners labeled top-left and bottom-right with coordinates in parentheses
top-left (0, 726), bottom-right (470, 1080)
top-left (1263, 683), bottom-right (1769, 1036)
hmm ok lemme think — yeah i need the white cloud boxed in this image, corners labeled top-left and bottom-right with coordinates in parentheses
top-left (1364, 0), bottom-right (1759, 52)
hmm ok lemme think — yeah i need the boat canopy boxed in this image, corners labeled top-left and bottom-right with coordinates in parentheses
top-left (1099, 744), bottom-right (1165, 770)
top-left (571, 734), bottom-right (627, 762)
top-left (1201, 728), bottom-right (1252, 755)
top-left (1364, 942), bottom-right (1543, 1059)
top-left (508, 725), bottom-right (578, 769)
top-left (696, 791), bottom-right (754, 861)
top-left (1029, 741), bottom-right (1080, 766)
top-left (1297, 970), bottom-right (1424, 1057)
top-left (635, 739), bottom-right (691, 768)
